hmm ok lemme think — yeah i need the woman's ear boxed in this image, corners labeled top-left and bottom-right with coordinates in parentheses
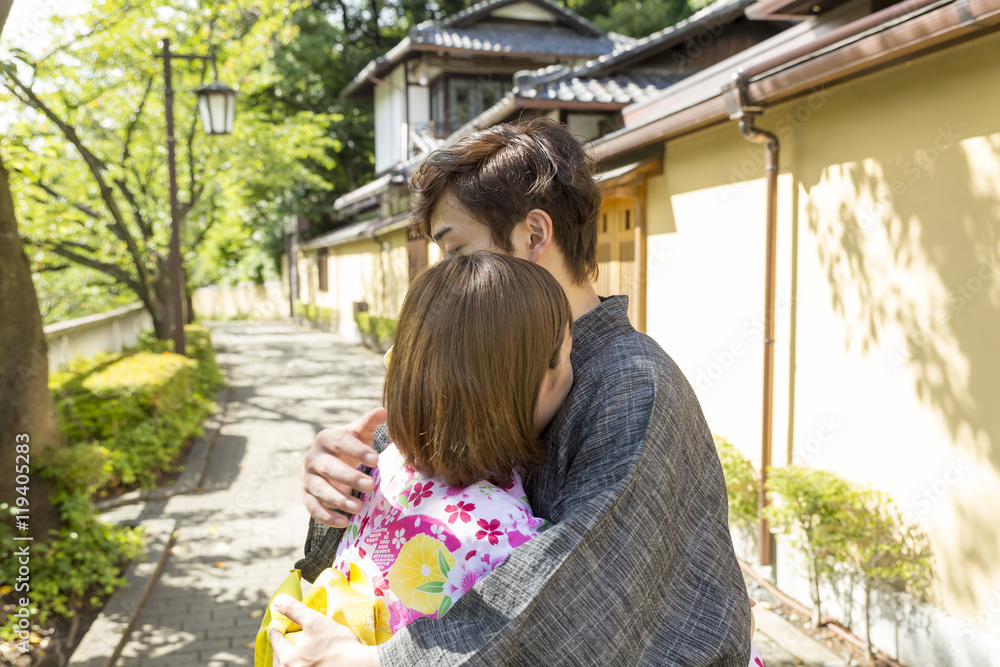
top-left (524, 209), bottom-right (554, 263)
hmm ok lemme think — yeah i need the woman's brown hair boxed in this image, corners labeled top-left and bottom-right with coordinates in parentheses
top-left (383, 252), bottom-right (572, 487)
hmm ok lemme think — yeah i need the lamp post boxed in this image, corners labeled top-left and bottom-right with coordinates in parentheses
top-left (157, 39), bottom-right (236, 356)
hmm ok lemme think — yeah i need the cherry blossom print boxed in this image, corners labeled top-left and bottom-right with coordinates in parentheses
top-left (445, 501), bottom-right (476, 524)
top-left (329, 443), bottom-right (548, 637)
top-left (408, 481), bottom-right (434, 507)
top-left (475, 518), bottom-right (503, 545)
top-left (391, 528), bottom-right (406, 550)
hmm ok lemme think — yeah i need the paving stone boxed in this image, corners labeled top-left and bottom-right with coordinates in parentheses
top-left (114, 323), bottom-right (385, 666)
top-left (111, 321), bottom-right (845, 666)
top-left (755, 607), bottom-right (847, 666)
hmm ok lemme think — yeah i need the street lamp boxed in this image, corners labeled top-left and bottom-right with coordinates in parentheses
top-left (194, 81), bottom-right (237, 135)
top-left (157, 39), bottom-right (236, 356)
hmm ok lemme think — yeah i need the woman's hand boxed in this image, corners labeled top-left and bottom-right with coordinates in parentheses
top-left (268, 595), bottom-right (380, 667)
top-left (302, 408), bottom-right (386, 527)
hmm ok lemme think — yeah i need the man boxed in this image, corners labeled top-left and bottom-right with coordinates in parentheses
top-left (269, 118), bottom-right (753, 666)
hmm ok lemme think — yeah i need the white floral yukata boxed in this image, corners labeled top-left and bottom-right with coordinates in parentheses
top-left (331, 443), bottom-right (547, 632)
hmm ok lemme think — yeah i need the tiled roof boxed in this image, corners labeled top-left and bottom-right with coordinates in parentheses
top-left (517, 71), bottom-right (683, 105)
top-left (499, 0), bottom-right (753, 106)
top-left (410, 24), bottom-right (627, 58)
top-left (342, 0), bottom-right (627, 98)
top-left (557, 0), bottom-right (757, 80)
top-left (433, 0), bottom-right (604, 35)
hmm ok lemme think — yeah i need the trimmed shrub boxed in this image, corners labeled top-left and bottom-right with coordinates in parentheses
top-left (765, 466), bottom-right (859, 627)
top-left (713, 435), bottom-right (759, 557)
top-left (1, 325), bottom-right (224, 648)
top-left (355, 312), bottom-right (396, 353)
top-left (839, 486), bottom-right (934, 664)
top-left (50, 324), bottom-right (225, 494)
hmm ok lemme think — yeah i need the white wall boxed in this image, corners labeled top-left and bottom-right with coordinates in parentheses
top-left (44, 304), bottom-right (154, 371)
top-left (374, 66), bottom-right (406, 172)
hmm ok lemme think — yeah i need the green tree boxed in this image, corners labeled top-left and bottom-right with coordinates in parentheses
top-left (1, 0), bottom-right (334, 335)
top-left (841, 487), bottom-right (934, 665)
top-left (0, 0), bottom-right (64, 545)
top-left (764, 465), bottom-right (861, 627)
top-left (713, 435), bottom-right (759, 559)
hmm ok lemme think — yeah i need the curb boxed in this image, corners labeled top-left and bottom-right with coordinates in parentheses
top-left (94, 383), bottom-right (230, 513)
top-left (755, 606), bottom-right (847, 667)
top-left (67, 518), bottom-right (177, 667)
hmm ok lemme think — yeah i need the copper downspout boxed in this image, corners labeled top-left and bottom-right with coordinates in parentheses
top-left (723, 77), bottom-right (780, 567)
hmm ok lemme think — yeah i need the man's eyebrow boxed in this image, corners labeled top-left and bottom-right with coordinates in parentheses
top-left (432, 226), bottom-right (452, 243)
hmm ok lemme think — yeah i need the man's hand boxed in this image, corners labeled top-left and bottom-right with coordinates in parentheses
top-left (268, 595), bottom-right (379, 667)
top-left (302, 408), bottom-right (387, 527)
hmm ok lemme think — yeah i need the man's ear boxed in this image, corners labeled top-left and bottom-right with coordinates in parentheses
top-left (524, 209), bottom-right (554, 263)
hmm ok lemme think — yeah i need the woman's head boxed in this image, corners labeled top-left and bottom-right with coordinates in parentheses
top-left (383, 252), bottom-right (573, 487)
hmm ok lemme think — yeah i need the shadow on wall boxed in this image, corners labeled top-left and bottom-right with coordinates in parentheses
top-left (798, 116), bottom-right (1000, 619)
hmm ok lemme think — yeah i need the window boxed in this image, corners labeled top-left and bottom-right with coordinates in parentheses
top-left (430, 76), bottom-right (511, 134)
top-left (317, 249), bottom-right (328, 292)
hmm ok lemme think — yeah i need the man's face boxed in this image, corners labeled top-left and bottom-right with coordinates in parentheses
top-left (429, 193), bottom-right (529, 260)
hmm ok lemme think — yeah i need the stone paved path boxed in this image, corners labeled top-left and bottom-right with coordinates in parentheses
top-left (109, 322), bottom-right (386, 666)
top-left (103, 320), bottom-right (844, 666)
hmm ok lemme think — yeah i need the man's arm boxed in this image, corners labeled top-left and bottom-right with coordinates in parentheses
top-left (377, 353), bottom-right (751, 666)
top-left (301, 407), bottom-right (385, 529)
top-left (298, 410), bottom-right (392, 584)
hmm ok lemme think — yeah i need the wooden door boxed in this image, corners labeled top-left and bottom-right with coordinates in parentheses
top-left (595, 195), bottom-right (644, 330)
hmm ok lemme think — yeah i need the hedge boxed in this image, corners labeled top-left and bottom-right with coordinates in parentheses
top-left (49, 324), bottom-right (222, 494)
top-left (355, 312), bottom-right (396, 353)
top-left (1, 323), bottom-right (224, 648)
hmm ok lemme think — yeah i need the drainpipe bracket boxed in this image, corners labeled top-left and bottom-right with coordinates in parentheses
top-left (722, 73), bottom-right (763, 120)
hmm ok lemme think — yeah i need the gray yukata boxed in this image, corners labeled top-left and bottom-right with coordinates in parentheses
top-left (296, 295), bottom-right (752, 666)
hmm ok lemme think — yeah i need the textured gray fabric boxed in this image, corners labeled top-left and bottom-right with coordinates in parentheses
top-left (297, 295), bottom-right (751, 665)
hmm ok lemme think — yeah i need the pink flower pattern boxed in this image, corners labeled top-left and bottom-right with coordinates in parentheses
top-left (475, 519), bottom-right (503, 545)
top-left (444, 501), bottom-right (476, 524)
top-left (332, 444), bottom-right (545, 634)
top-left (407, 481), bottom-right (434, 506)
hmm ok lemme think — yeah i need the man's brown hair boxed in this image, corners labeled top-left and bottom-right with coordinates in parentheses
top-left (409, 117), bottom-right (601, 286)
top-left (383, 252), bottom-right (572, 487)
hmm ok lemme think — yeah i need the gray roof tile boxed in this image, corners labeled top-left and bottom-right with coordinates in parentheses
top-left (519, 72), bottom-right (683, 105)
top-left (412, 24), bottom-right (623, 57)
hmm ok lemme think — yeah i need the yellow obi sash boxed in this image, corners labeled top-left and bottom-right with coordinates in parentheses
top-left (254, 564), bottom-right (393, 667)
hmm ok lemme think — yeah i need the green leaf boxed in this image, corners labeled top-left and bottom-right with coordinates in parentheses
top-left (438, 595), bottom-right (453, 616)
top-left (437, 548), bottom-right (451, 577)
top-left (414, 580), bottom-right (445, 594)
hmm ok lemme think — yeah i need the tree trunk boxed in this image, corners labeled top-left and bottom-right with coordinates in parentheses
top-left (863, 582), bottom-right (875, 666)
top-left (0, 154), bottom-right (65, 543)
top-left (809, 558), bottom-right (823, 627)
top-left (149, 261), bottom-right (173, 340)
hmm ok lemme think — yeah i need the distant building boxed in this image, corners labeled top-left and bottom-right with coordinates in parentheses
top-left (286, 0), bottom-right (782, 337)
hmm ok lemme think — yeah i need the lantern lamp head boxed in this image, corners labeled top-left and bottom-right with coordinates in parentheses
top-left (193, 81), bottom-right (237, 135)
